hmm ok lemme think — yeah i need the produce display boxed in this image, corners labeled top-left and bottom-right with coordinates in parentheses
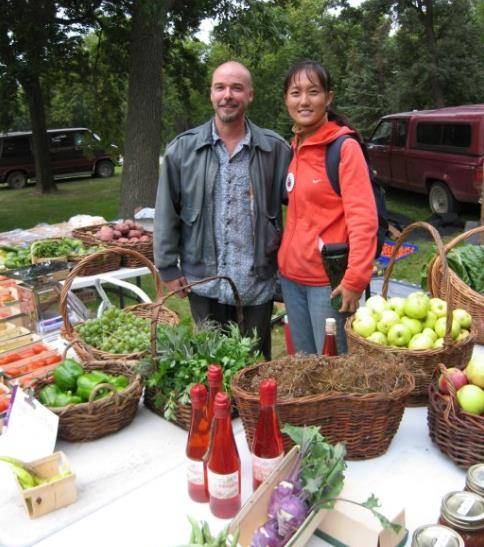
top-left (76, 306), bottom-right (151, 354)
top-left (141, 322), bottom-right (260, 421)
top-left (92, 220), bottom-right (152, 244)
top-left (0, 342), bottom-right (62, 379)
top-left (37, 357), bottom-right (129, 407)
top-left (351, 292), bottom-right (472, 349)
top-left (0, 246), bottom-right (31, 270)
top-left (438, 355), bottom-right (484, 415)
top-left (0, 456), bottom-right (72, 489)
top-left (30, 237), bottom-right (100, 259)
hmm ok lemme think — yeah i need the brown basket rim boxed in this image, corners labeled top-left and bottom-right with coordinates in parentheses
top-left (230, 357), bottom-right (416, 405)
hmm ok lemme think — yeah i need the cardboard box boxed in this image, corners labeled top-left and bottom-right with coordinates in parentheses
top-left (15, 451), bottom-right (77, 518)
top-left (316, 483), bottom-right (407, 547)
top-left (228, 446), bottom-right (328, 547)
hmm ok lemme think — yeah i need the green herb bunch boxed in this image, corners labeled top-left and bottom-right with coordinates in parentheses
top-left (139, 321), bottom-right (261, 421)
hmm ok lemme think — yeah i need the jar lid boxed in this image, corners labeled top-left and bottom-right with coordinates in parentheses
top-left (441, 491), bottom-right (484, 531)
top-left (467, 464), bottom-right (484, 497)
top-left (411, 524), bottom-right (464, 547)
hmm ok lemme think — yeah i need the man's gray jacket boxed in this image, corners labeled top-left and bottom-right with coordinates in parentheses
top-left (154, 118), bottom-right (291, 283)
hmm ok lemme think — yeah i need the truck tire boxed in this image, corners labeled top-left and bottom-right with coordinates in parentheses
top-left (6, 171), bottom-right (27, 189)
top-left (95, 160), bottom-right (114, 178)
top-left (428, 181), bottom-right (458, 215)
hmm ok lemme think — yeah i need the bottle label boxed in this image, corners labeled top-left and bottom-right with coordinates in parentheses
top-left (252, 453), bottom-right (284, 482)
top-left (187, 458), bottom-right (204, 485)
top-left (207, 469), bottom-right (239, 499)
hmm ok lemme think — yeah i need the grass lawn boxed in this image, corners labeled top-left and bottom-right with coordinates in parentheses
top-left (0, 170), bottom-right (479, 358)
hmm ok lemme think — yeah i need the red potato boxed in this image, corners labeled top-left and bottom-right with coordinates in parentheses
top-left (129, 237), bottom-right (139, 243)
top-left (113, 230), bottom-right (122, 239)
top-left (125, 219), bottom-right (135, 227)
top-left (117, 237), bottom-right (129, 243)
top-left (128, 230), bottom-right (142, 238)
top-left (140, 235), bottom-right (151, 242)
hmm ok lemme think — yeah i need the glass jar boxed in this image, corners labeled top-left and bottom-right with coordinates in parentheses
top-left (466, 464), bottom-right (484, 498)
top-left (438, 491), bottom-right (484, 547)
top-left (412, 524), bottom-right (464, 547)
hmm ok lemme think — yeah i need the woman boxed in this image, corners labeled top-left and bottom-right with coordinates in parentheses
top-left (278, 60), bottom-right (378, 354)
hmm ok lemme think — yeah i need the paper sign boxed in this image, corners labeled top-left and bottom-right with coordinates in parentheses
top-left (0, 387), bottom-right (58, 461)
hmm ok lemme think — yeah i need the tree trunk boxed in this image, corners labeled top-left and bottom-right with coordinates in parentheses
top-left (119, 0), bottom-right (165, 218)
top-left (22, 75), bottom-right (57, 193)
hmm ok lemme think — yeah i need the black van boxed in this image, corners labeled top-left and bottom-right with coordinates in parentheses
top-left (0, 128), bottom-right (117, 189)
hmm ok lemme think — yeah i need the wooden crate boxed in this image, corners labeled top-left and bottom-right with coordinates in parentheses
top-left (17, 451), bottom-right (77, 519)
top-left (227, 446), bottom-right (328, 547)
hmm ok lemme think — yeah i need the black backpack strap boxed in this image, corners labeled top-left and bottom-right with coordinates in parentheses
top-left (325, 134), bottom-right (353, 196)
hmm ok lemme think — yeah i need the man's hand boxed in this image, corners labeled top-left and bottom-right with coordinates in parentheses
top-left (331, 284), bottom-right (362, 313)
top-left (165, 276), bottom-right (190, 298)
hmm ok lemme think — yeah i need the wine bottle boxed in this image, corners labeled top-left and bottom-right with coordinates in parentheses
top-left (186, 384), bottom-right (209, 503)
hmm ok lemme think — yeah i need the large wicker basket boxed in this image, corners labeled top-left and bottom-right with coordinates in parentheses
top-left (346, 222), bottom-right (476, 406)
top-left (60, 247), bottom-right (179, 361)
top-left (72, 223), bottom-right (153, 267)
top-left (143, 276), bottom-right (244, 430)
top-left (68, 248), bottom-right (122, 276)
top-left (428, 363), bottom-right (484, 469)
top-left (428, 225), bottom-right (484, 344)
top-left (231, 354), bottom-right (415, 460)
top-left (32, 357), bottom-right (142, 442)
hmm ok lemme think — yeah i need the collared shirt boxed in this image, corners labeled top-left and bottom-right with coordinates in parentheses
top-left (186, 121), bottom-right (275, 305)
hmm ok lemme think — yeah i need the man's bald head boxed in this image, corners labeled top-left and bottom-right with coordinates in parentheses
top-left (210, 61), bottom-right (254, 124)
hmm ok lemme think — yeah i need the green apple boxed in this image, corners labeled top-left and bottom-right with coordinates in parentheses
top-left (387, 297), bottom-right (406, 317)
top-left (404, 292), bottom-right (430, 320)
top-left (433, 337), bottom-right (444, 348)
top-left (400, 316), bottom-right (423, 335)
top-left (408, 332), bottom-right (435, 350)
top-left (365, 295), bottom-right (388, 318)
top-left (429, 297), bottom-right (447, 318)
top-left (367, 331), bottom-right (387, 345)
top-left (453, 308), bottom-right (472, 329)
top-left (352, 316), bottom-right (377, 338)
top-left (423, 311), bottom-right (437, 329)
top-left (456, 384), bottom-right (484, 415)
top-left (355, 306), bottom-right (379, 322)
top-left (376, 310), bottom-right (400, 335)
top-left (457, 329), bottom-right (470, 341)
top-left (435, 316), bottom-right (461, 340)
top-left (387, 323), bottom-right (412, 347)
top-left (465, 356), bottom-right (484, 388)
top-left (422, 327), bottom-right (438, 343)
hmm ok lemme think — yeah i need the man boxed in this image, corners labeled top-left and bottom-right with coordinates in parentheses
top-left (154, 61), bottom-right (291, 360)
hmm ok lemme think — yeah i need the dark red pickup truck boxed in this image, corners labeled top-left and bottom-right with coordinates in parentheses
top-left (367, 105), bottom-right (483, 214)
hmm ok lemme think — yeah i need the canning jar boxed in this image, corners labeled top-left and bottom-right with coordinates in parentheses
top-left (465, 464), bottom-right (484, 498)
top-left (438, 491), bottom-right (484, 547)
top-left (411, 524), bottom-right (464, 546)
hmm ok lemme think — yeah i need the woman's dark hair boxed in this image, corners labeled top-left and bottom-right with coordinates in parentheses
top-left (283, 60), bottom-right (363, 142)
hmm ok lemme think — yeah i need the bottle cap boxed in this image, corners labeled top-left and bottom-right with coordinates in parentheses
top-left (260, 378), bottom-right (277, 405)
top-left (213, 392), bottom-right (231, 417)
top-left (325, 318), bottom-right (336, 335)
top-left (207, 364), bottom-right (223, 386)
top-left (190, 384), bottom-right (207, 408)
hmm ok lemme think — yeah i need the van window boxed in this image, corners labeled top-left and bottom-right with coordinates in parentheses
top-left (50, 132), bottom-right (75, 148)
top-left (395, 119), bottom-right (408, 147)
top-left (1, 136), bottom-right (31, 158)
top-left (416, 122), bottom-right (471, 149)
top-left (369, 120), bottom-right (392, 145)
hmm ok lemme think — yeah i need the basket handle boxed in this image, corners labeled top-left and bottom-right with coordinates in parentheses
top-left (149, 275), bottom-right (244, 362)
top-left (87, 382), bottom-right (120, 412)
top-left (435, 363), bottom-right (459, 421)
top-left (59, 246), bottom-right (163, 335)
top-left (381, 221), bottom-right (454, 346)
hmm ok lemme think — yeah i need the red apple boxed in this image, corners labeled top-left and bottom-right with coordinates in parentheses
top-left (438, 367), bottom-right (468, 394)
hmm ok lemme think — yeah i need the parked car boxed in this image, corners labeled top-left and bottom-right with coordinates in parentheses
top-left (366, 105), bottom-right (484, 214)
top-left (0, 128), bottom-right (117, 189)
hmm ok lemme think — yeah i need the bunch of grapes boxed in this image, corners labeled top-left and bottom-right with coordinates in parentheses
top-left (76, 306), bottom-right (151, 354)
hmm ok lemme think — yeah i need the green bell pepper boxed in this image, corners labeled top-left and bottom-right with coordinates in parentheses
top-left (52, 392), bottom-right (82, 407)
top-left (38, 384), bottom-right (61, 406)
top-left (76, 371), bottom-right (110, 401)
top-left (53, 359), bottom-right (84, 391)
top-left (108, 375), bottom-right (129, 390)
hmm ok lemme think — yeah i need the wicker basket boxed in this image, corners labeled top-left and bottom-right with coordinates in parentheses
top-left (427, 225), bottom-right (484, 344)
top-left (428, 363), bottom-right (484, 469)
top-left (68, 249), bottom-right (122, 276)
top-left (60, 247), bottom-right (179, 361)
top-left (32, 357), bottom-right (142, 442)
top-left (143, 275), bottom-right (244, 430)
top-left (231, 354), bottom-right (415, 460)
top-left (72, 223), bottom-right (153, 268)
top-left (345, 222), bottom-right (476, 406)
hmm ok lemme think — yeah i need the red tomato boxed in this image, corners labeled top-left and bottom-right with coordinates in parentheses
top-left (45, 355), bottom-right (62, 365)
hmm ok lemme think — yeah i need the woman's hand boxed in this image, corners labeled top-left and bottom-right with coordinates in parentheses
top-left (331, 284), bottom-right (362, 313)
